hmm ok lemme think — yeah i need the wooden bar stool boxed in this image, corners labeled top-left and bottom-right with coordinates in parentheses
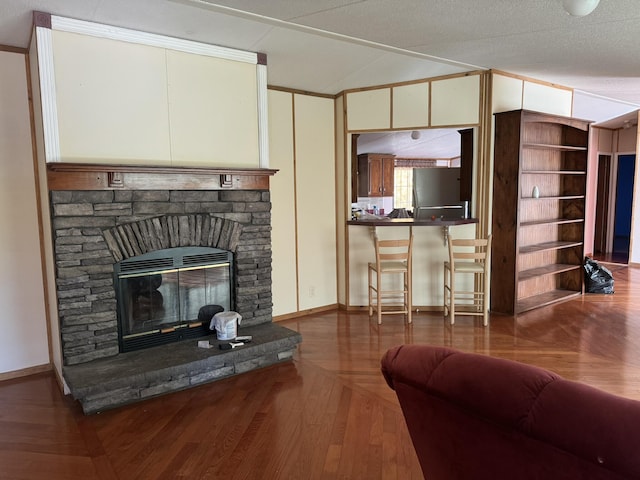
top-left (368, 232), bottom-right (413, 324)
top-left (443, 235), bottom-right (492, 326)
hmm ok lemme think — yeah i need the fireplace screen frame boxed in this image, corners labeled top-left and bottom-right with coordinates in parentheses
top-left (114, 246), bottom-right (234, 352)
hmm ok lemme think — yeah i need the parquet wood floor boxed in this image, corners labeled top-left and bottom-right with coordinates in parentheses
top-left (1, 263), bottom-right (639, 479)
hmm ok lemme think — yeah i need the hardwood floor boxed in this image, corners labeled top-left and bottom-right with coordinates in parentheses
top-left (1, 263), bottom-right (639, 479)
top-left (592, 251), bottom-right (629, 264)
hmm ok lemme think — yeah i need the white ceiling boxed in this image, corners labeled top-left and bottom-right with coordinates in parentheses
top-left (357, 129), bottom-right (462, 160)
top-left (1, 0), bottom-right (639, 149)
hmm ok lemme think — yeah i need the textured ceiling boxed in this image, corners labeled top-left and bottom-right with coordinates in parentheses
top-left (194, 0), bottom-right (640, 108)
top-left (357, 129), bottom-right (461, 160)
top-left (1, 0), bottom-right (639, 130)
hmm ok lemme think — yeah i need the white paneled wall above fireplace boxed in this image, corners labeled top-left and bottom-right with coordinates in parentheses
top-left (34, 14), bottom-right (268, 169)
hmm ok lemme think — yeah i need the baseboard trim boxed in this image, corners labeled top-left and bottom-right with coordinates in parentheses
top-left (342, 305), bottom-right (443, 312)
top-left (273, 304), bottom-right (338, 322)
top-left (0, 363), bottom-right (52, 382)
top-left (273, 304), bottom-right (444, 321)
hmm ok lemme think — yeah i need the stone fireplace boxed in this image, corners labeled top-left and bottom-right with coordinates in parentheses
top-left (47, 164), bottom-right (301, 413)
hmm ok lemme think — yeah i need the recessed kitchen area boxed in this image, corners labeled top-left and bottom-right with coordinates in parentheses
top-left (352, 128), bottom-right (470, 218)
top-left (340, 75), bottom-right (485, 314)
top-left (346, 123), bottom-right (479, 313)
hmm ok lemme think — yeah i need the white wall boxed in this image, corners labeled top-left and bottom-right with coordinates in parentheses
top-left (269, 90), bottom-right (337, 317)
top-left (294, 94), bottom-right (337, 310)
top-left (431, 75), bottom-right (480, 126)
top-left (335, 95), bottom-right (347, 306)
top-left (0, 51), bottom-right (50, 375)
top-left (53, 31), bottom-right (172, 164)
top-left (346, 73), bottom-right (482, 132)
top-left (268, 90), bottom-right (297, 316)
top-left (492, 72), bottom-right (573, 116)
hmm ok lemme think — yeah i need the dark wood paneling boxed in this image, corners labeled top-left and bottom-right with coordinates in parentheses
top-left (594, 155), bottom-right (612, 254)
top-left (491, 110), bottom-right (522, 314)
top-left (458, 128), bottom-right (473, 201)
top-left (357, 153), bottom-right (394, 197)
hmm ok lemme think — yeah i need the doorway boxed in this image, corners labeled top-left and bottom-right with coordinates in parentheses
top-left (613, 154), bottom-right (636, 260)
top-left (594, 154), bottom-right (635, 263)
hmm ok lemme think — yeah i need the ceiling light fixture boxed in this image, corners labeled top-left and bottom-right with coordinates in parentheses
top-left (410, 130), bottom-right (421, 140)
top-left (562, 0), bottom-right (600, 17)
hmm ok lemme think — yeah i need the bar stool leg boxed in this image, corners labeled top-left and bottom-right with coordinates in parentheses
top-left (368, 266), bottom-right (373, 316)
top-left (377, 270), bottom-right (383, 325)
top-left (406, 269), bottom-right (412, 324)
top-left (449, 267), bottom-right (455, 325)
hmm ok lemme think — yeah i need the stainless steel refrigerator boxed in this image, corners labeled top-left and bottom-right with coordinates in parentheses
top-left (412, 167), bottom-right (465, 220)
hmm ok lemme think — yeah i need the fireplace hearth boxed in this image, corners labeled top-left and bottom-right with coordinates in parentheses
top-left (63, 321), bottom-right (301, 414)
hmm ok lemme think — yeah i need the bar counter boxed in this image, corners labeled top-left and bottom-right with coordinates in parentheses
top-left (346, 217), bottom-right (478, 309)
top-left (347, 218), bottom-right (478, 227)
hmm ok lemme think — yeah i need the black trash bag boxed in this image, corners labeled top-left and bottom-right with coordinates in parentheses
top-left (583, 257), bottom-right (614, 294)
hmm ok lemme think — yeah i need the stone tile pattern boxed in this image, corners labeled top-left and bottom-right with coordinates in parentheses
top-left (63, 323), bottom-right (301, 414)
top-left (50, 190), bottom-right (273, 366)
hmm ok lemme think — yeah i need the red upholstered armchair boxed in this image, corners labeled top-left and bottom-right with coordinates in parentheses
top-left (381, 345), bottom-right (640, 480)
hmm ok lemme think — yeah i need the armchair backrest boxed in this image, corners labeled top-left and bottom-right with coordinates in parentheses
top-left (382, 344), bottom-right (640, 480)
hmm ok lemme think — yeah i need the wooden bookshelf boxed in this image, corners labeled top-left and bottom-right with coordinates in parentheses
top-left (491, 110), bottom-right (590, 315)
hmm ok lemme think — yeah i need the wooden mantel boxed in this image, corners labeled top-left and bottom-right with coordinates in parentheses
top-left (47, 163), bottom-right (278, 191)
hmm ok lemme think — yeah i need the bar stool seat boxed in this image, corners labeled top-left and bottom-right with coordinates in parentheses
top-left (368, 233), bottom-right (413, 324)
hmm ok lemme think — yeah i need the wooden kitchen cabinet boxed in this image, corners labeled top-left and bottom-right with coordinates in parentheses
top-left (491, 109), bottom-right (590, 315)
top-left (357, 153), bottom-right (395, 197)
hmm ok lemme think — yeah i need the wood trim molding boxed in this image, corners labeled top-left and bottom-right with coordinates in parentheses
top-left (0, 363), bottom-right (52, 382)
top-left (0, 45), bottom-right (28, 54)
top-left (394, 158), bottom-right (458, 167)
top-left (50, 15), bottom-right (258, 64)
top-left (33, 11), bottom-right (51, 29)
top-left (340, 70), bottom-right (485, 97)
top-left (34, 23), bottom-right (61, 162)
top-left (257, 63), bottom-right (270, 168)
top-left (273, 304), bottom-right (338, 322)
top-left (490, 69), bottom-right (573, 92)
top-left (267, 84), bottom-right (336, 100)
top-left (47, 163), bottom-right (278, 191)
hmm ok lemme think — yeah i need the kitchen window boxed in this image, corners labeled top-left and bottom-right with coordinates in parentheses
top-left (394, 167), bottom-right (413, 210)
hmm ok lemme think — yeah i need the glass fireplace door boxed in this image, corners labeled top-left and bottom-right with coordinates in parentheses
top-left (119, 263), bottom-right (231, 337)
top-left (115, 247), bottom-right (233, 350)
